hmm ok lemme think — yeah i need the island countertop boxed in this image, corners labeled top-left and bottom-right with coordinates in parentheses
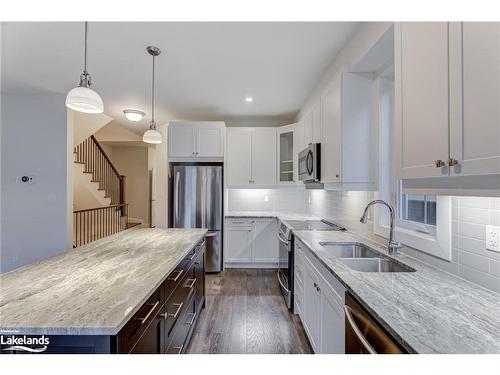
top-left (0, 228), bottom-right (207, 336)
top-left (293, 230), bottom-right (500, 354)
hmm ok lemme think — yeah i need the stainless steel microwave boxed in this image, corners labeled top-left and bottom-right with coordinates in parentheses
top-left (298, 143), bottom-right (321, 182)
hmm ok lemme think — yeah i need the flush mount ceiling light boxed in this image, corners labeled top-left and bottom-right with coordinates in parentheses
top-left (245, 96), bottom-right (253, 103)
top-left (66, 22), bottom-right (104, 114)
top-left (123, 109), bottom-right (145, 122)
top-left (143, 46), bottom-right (163, 144)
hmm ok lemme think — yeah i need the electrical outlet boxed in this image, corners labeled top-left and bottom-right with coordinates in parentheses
top-left (486, 225), bottom-right (500, 252)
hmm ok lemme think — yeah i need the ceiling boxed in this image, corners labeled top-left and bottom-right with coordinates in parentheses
top-left (2, 22), bottom-right (358, 134)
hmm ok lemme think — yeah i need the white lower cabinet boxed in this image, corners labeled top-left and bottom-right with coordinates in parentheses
top-left (295, 239), bottom-right (345, 354)
top-left (224, 218), bottom-right (279, 267)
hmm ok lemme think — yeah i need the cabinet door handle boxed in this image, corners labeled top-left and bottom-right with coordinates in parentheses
top-left (435, 159), bottom-right (445, 168)
top-left (448, 157), bottom-right (459, 167)
top-left (164, 302), bottom-right (184, 319)
top-left (185, 278), bottom-right (196, 289)
top-left (188, 251), bottom-right (197, 261)
top-left (185, 312), bottom-right (196, 325)
top-left (167, 269), bottom-right (184, 282)
top-left (135, 301), bottom-right (159, 325)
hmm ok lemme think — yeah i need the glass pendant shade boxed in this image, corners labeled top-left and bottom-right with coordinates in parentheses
top-left (142, 128), bottom-right (162, 144)
top-left (66, 86), bottom-right (104, 113)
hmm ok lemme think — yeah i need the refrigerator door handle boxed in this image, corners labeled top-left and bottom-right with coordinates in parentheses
top-left (205, 231), bottom-right (217, 237)
top-left (175, 171), bottom-right (180, 226)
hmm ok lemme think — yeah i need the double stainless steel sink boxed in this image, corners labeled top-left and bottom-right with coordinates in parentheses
top-left (318, 242), bottom-right (415, 273)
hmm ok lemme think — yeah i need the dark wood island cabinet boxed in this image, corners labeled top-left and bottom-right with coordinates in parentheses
top-left (1, 236), bottom-right (206, 355)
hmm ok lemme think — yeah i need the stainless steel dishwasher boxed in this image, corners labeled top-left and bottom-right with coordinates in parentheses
top-left (344, 293), bottom-right (408, 354)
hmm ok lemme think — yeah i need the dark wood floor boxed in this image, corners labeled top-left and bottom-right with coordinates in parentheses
top-left (187, 269), bottom-right (312, 354)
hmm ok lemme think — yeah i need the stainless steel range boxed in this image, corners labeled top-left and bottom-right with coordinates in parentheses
top-left (277, 219), bottom-right (345, 309)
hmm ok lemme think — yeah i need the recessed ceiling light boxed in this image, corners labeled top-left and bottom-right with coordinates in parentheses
top-left (123, 109), bottom-right (145, 122)
top-left (245, 97), bottom-right (253, 103)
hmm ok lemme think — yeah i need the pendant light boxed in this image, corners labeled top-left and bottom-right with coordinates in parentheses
top-left (66, 22), bottom-right (104, 113)
top-left (143, 46), bottom-right (162, 144)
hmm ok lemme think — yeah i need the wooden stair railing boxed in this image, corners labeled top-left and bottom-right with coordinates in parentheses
top-left (73, 204), bottom-right (129, 247)
top-left (74, 135), bottom-right (126, 206)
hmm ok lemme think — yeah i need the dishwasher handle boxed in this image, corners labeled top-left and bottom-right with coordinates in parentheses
top-left (344, 305), bottom-right (377, 354)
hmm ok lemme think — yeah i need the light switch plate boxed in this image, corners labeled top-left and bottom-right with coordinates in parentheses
top-left (486, 225), bottom-right (500, 252)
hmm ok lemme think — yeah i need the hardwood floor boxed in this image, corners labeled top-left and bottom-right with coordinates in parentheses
top-left (187, 269), bottom-right (312, 354)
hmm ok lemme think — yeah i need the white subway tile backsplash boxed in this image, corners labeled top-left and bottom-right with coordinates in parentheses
top-left (459, 236), bottom-right (486, 256)
top-left (490, 260), bottom-right (500, 278)
top-left (459, 264), bottom-right (490, 289)
top-left (491, 210), bottom-right (500, 226)
top-left (460, 196), bottom-right (490, 209)
top-left (490, 198), bottom-right (500, 210)
top-left (459, 222), bottom-right (486, 241)
top-left (459, 207), bottom-right (490, 225)
top-left (459, 251), bottom-right (489, 273)
top-left (487, 276), bottom-right (500, 293)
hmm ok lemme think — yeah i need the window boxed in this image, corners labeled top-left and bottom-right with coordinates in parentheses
top-left (400, 194), bottom-right (437, 226)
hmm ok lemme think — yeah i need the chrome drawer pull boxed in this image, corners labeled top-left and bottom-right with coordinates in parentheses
top-left (164, 302), bottom-right (184, 319)
top-left (186, 312), bottom-right (196, 325)
top-left (135, 301), bottom-right (159, 325)
top-left (185, 278), bottom-right (196, 289)
top-left (188, 252), bottom-right (197, 261)
top-left (170, 345), bottom-right (183, 354)
top-left (167, 269), bottom-right (184, 282)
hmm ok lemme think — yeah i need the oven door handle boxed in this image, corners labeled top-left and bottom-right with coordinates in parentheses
top-left (278, 233), bottom-right (289, 245)
top-left (344, 305), bottom-right (377, 354)
top-left (277, 271), bottom-right (290, 293)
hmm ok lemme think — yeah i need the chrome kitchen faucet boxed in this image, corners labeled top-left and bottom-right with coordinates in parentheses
top-left (360, 200), bottom-right (403, 255)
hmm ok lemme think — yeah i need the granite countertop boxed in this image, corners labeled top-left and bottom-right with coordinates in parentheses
top-left (225, 211), bottom-right (320, 223)
top-left (293, 230), bottom-right (500, 354)
top-left (0, 227), bottom-right (207, 336)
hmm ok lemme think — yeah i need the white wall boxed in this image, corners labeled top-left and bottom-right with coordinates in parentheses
top-left (296, 22), bottom-right (393, 122)
top-left (1, 94), bottom-right (70, 273)
top-left (109, 146), bottom-right (150, 224)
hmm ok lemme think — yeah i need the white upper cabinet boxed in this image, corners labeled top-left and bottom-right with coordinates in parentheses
top-left (226, 127), bottom-right (277, 187)
top-left (226, 128), bottom-right (253, 186)
top-left (395, 22), bottom-right (450, 179)
top-left (320, 73), bottom-right (374, 187)
top-left (197, 125), bottom-right (224, 157)
top-left (311, 100), bottom-right (322, 144)
top-left (168, 121), bottom-right (225, 160)
top-left (396, 22), bottom-right (500, 180)
top-left (251, 128), bottom-right (277, 186)
top-left (277, 124), bottom-right (296, 184)
top-left (303, 110), bottom-right (314, 147)
top-left (449, 22), bottom-right (500, 176)
top-left (168, 125), bottom-right (196, 158)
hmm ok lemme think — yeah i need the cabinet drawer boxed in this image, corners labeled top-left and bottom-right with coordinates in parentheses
top-left (226, 218), bottom-right (253, 228)
top-left (166, 293), bottom-right (196, 354)
top-left (116, 287), bottom-right (163, 353)
top-left (164, 261), bottom-right (197, 339)
top-left (163, 245), bottom-right (198, 301)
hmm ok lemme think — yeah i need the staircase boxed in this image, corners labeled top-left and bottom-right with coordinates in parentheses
top-left (73, 135), bottom-right (128, 247)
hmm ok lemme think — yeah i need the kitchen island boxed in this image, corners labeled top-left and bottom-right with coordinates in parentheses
top-left (0, 227), bottom-right (207, 354)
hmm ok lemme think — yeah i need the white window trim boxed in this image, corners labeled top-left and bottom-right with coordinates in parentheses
top-left (373, 194), bottom-right (452, 261)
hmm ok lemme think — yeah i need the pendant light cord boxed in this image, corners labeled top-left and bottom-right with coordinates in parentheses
top-left (83, 21), bottom-right (88, 74)
top-left (151, 53), bottom-right (156, 128)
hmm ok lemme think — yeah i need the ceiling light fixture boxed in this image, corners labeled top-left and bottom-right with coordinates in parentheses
top-left (66, 22), bottom-right (104, 113)
top-left (245, 96), bottom-right (253, 103)
top-left (143, 46), bottom-right (162, 144)
top-left (123, 109), bottom-right (145, 122)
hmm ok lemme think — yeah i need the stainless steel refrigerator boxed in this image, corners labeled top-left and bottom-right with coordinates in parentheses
top-left (173, 165), bottom-right (222, 272)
